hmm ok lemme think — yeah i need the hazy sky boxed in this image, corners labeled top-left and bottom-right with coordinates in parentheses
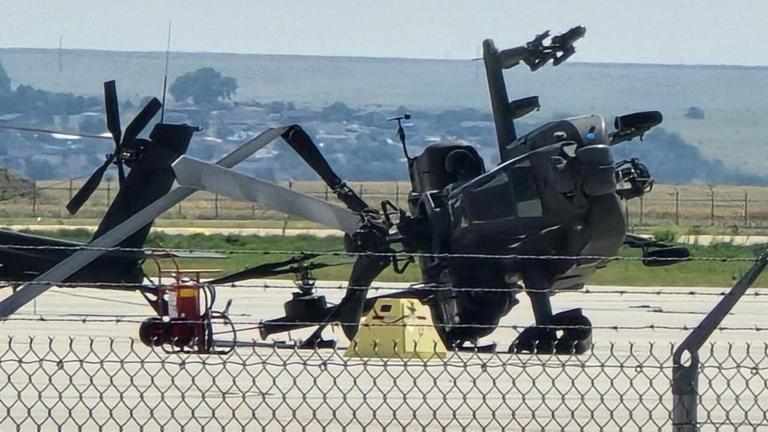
top-left (2, 0), bottom-right (767, 65)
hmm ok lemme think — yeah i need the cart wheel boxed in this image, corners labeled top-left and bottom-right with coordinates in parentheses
top-left (139, 317), bottom-right (167, 347)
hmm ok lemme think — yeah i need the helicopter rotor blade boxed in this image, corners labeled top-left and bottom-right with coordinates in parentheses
top-left (122, 97), bottom-right (161, 146)
top-left (281, 125), bottom-right (371, 212)
top-left (103, 80), bottom-right (122, 147)
top-left (65, 154), bottom-right (115, 214)
top-left (208, 259), bottom-right (344, 285)
top-left (301, 253), bottom-right (390, 347)
top-left (172, 156), bottom-right (363, 234)
top-left (208, 254), bottom-right (318, 285)
top-left (0, 125), bottom-right (112, 140)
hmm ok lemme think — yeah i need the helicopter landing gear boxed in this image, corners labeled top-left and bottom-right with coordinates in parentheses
top-left (508, 265), bottom-right (592, 354)
top-left (509, 308), bottom-right (592, 354)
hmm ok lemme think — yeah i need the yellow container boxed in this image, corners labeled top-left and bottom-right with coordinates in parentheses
top-left (344, 298), bottom-right (448, 359)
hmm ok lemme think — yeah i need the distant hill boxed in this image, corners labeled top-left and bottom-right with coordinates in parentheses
top-left (1, 48), bottom-right (767, 176)
top-left (0, 167), bottom-right (33, 200)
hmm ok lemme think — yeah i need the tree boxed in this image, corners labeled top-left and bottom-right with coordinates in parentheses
top-left (79, 116), bottom-right (106, 135)
top-left (169, 67), bottom-right (238, 106)
top-left (685, 106), bottom-right (705, 120)
top-left (320, 102), bottom-right (353, 122)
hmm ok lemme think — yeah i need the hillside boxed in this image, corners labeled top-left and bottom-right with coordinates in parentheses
top-left (0, 48), bottom-right (767, 177)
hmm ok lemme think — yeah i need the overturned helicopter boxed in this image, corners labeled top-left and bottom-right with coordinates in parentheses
top-left (171, 26), bottom-right (689, 354)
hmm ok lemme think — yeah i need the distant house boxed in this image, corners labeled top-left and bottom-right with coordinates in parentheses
top-left (460, 120), bottom-right (494, 129)
top-left (284, 109), bottom-right (317, 123)
top-left (0, 113), bottom-right (23, 122)
top-left (215, 106), bottom-right (268, 126)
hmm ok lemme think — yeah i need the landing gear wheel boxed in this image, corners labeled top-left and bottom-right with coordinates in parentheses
top-left (551, 309), bottom-right (592, 355)
top-left (139, 317), bottom-right (166, 347)
top-left (508, 309), bottom-right (592, 355)
top-left (509, 326), bottom-right (557, 354)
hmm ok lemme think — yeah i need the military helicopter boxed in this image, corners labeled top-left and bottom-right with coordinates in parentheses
top-left (167, 26), bottom-right (690, 354)
top-left (0, 108), bottom-right (297, 352)
top-left (0, 80), bottom-right (248, 353)
top-left (0, 81), bottom-right (199, 292)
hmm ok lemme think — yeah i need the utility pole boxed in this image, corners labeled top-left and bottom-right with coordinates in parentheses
top-left (58, 35), bottom-right (63, 73)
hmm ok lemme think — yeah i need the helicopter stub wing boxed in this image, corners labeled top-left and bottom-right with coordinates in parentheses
top-left (172, 156), bottom-right (363, 235)
top-left (0, 127), bottom-right (288, 318)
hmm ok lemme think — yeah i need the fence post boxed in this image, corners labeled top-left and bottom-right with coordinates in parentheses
top-left (282, 181), bottom-right (293, 235)
top-left (395, 182), bottom-right (400, 207)
top-left (359, 184), bottom-right (364, 200)
top-left (32, 181), bottom-right (37, 217)
top-left (106, 179), bottom-right (111, 205)
top-left (744, 190), bottom-right (749, 227)
top-left (177, 201), bottom-right (182, 218)
top-left (324, 185), bottom-right (329, 201)
top-left (709, 188), bottom-right (715, 226)
top-left (214, 193), bottom-right (219, 218)
top-left (624, 199), bottom-right (630, 229)
top-left (68, 178), bottom-right (73, 202)
top-left (675, 191), bottom-right (680, 226)
top-left (639, 196), bottom-right (644, 225)
top-left (672, 251), bottom-right (768, 432)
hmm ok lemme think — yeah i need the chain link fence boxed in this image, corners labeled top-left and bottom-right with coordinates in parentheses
top-left (0, 337), bottom-right (766, 431)
top-left (7, 181), bottom-right (768, 229)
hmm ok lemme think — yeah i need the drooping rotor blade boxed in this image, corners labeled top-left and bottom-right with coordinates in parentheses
top-left (0, 127), bottom-right (288, 319)
top-left (103, 80), bottom-right (122, 146)
top-left (173, 156), bottom-right (363, 234)
top-left (207, 254), bottom-right (320, 285)
top-left (281, 125), bottom-right (370, 212)
top-left (301, 253), bottom-right (391, 346)
top-left (65, 155), bottom-right (115, 215)
top-left (122, 97), bottom-right (162, 145)
top-left (209, 261), bottom-right (345, 285)
top-left (0, 125), bottom-right (112, 140)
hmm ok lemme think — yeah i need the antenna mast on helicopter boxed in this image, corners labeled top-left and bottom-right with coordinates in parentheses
top-left (160, 21), bottom-right (172, 123)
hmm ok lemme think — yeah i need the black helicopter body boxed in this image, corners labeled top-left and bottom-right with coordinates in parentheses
top-left (404, 115), bottom-right (627, 348)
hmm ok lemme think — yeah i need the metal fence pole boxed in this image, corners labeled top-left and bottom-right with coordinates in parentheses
top-left (709, 188), bottom-right (715, 226)
top-left (395, 182), bottom-right (400, 207)
top-left (282, 181), bottom-right (293, 235)
top-left (672, 250), bottom-right (768, 432)
top-left (214, 193), bottom-right (219, 218)
top-left (31, 181), bottom-right (37, 217)
top-left (744, 190), bottom-right (749, 227)
top-left (639, 196), bottom-right (644, 225)
top-left (674, 191), bottom-right (680, 226)
top-left (624, 199), bottom-right (630, 229)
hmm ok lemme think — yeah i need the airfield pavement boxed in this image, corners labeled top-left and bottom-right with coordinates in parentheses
top-left (1, 281), bottom-right (767, 431)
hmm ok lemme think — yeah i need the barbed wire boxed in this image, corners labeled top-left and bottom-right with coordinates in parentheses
top-left (0, 242), bottom-right (764, 262)
top-left (3, 315), bottom-right (765, 333)
top-left (4, 279), bottom-right (768, 295)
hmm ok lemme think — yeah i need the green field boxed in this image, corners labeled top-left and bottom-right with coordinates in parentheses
top-left (21, 229), bottom-right (768, 288)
